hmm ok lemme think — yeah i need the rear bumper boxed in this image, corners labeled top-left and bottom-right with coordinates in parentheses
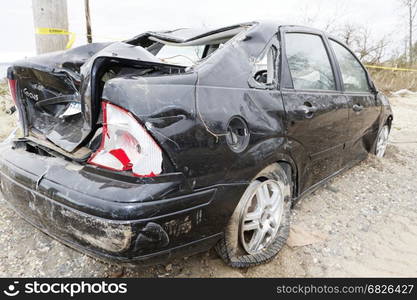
top-left (0, 142), bottom-right (246, 265)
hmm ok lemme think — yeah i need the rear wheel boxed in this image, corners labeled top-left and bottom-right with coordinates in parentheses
top-left (215, 163), bottom-right (291, 268)
top-left (375, 125), bottom-right (389, 158)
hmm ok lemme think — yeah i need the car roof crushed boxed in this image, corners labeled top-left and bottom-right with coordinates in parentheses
top-left (128, 22), bottom-right (255, 46)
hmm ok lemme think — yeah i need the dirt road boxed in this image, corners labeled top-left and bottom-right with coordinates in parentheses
top-left (0, 93), bottom-right (416, 277)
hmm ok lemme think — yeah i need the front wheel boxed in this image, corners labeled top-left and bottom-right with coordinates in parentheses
top-left (215, 164), bottom-right (291, 268)
top-left (374, 125), bottom-right (390, 158)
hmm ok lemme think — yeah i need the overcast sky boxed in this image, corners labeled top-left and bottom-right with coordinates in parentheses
top-left (0, 0), bottom-right (407, 62)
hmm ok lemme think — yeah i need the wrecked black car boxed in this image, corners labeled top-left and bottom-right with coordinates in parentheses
top-left (0, 21), bottom-right (392, 268)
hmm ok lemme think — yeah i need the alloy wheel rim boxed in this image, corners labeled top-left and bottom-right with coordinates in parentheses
top-left (239, 180), bottom-right (285, 255)
top-left (376, 126), bottom-right (389, 158)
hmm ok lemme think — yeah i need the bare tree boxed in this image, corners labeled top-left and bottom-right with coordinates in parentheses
top-left (297, 2), bottom-right (351, 35)
top-left (339, 23), bottom-right (357, 46)
top-left (336, 23), bottom-right (390, 64)
top-left (296, 3), bottom-right (391, 64)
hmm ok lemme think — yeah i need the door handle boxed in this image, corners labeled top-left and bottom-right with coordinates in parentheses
top-left (353, 104), bottom-right (363, 112)
top-left (295, 102), bottom-right (317, 118)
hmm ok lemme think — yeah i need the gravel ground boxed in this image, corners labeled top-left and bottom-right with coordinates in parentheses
top-left (0, 93), bottom-right (416, 278)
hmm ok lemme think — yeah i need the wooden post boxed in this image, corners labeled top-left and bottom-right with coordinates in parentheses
top-left (85, 0), bottom-right (92, 43)
top-left (32, 0), bottom-right (69, 54)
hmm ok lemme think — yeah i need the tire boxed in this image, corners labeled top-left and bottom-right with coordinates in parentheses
top-left (215, 163), bottom-right (291, 268)
top-left (374, 125), bottom-right (390, 158)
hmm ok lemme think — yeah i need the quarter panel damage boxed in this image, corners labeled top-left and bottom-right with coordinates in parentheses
top-left (100, 22), bottom-right (287, 187)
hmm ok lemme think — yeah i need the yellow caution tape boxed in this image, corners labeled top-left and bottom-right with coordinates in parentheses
top-left (365, 64), bottom-right (417, 72)
top-left (35, 27), bottom-right (76, 49)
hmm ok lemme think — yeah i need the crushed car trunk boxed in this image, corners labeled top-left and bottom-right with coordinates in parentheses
top-left (9, 43), bottom-right (186, 155)
top-left (7, 23), bottom-right (251, 161)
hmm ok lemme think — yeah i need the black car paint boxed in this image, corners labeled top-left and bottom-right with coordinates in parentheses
top-left (0, 22), bottom-right (393, 264)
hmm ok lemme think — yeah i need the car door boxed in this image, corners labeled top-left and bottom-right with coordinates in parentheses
top-left (280, 28), bottom-right (350, 192)
top-left (328, 39), bottom-right (381, 162)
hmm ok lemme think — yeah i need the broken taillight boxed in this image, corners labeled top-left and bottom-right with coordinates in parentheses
top-left (7, 79), bottom-right (17, 105)
top-left (88, 101), bottom-right (163, 177)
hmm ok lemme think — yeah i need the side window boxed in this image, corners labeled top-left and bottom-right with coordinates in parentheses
top-left (253, 46), bottom-right (277, 85)
top-left (285, 33), bottom-right (336, 91)
top-left (330, 40), bottom-right (370, 92)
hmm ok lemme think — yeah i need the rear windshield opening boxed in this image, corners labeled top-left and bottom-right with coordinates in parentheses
top-left (128, 26), bottom-right (251, 67)
top-left (149, 43), bottom-right (220, 67)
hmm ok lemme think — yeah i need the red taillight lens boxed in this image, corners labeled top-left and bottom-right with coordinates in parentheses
top-left (7, 79), bottom-right (17, 105)
top-left (88, 101), bottom-right (163, 177)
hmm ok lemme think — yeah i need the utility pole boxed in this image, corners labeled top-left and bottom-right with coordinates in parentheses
top-left (32, 0), bottom-right (69, 54)
top-left (401, 0), bottom-right (417, 65)
top-left (85, 0), bottom-right (93, 43)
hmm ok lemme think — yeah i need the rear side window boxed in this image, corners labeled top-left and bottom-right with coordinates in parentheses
top-left (330, 40), bottom-right (370, 92)
top-left (285, 33), bottom-right (336, 91)
top-left (253, 46), bottom-right (277, 85)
